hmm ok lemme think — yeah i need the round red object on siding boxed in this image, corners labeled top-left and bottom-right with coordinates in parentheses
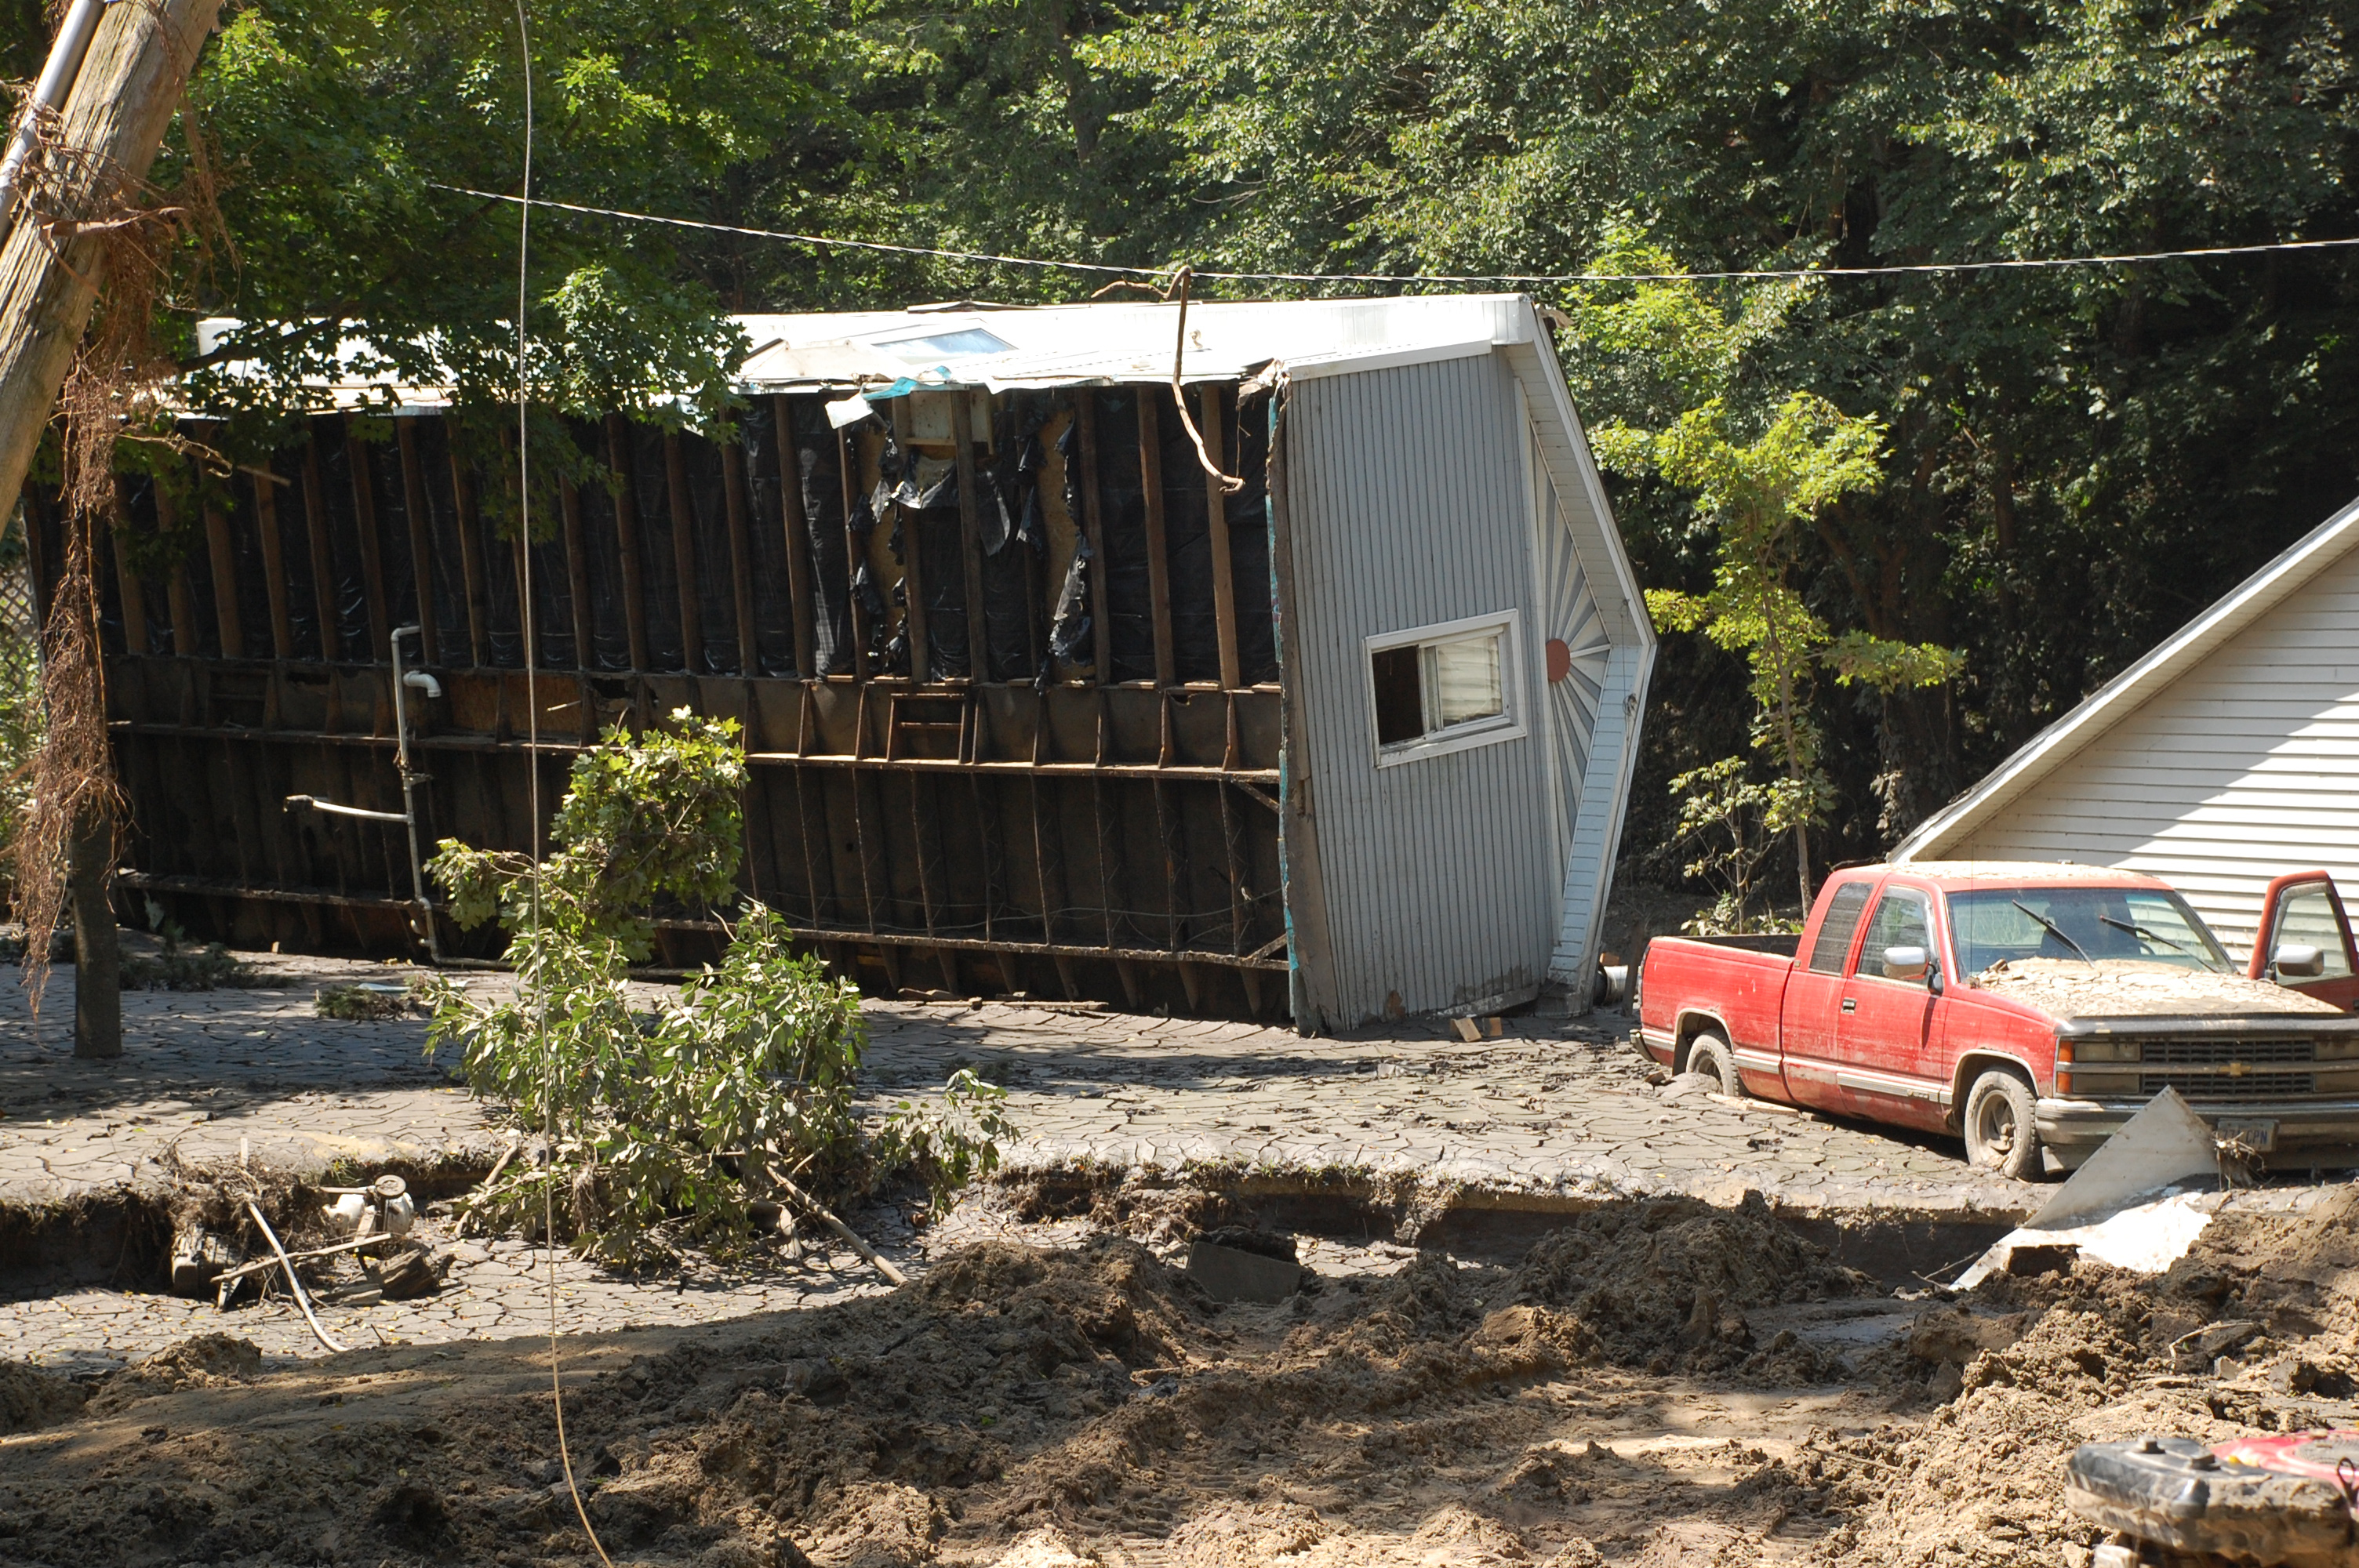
top-left (1545, 637), bottom-right (1572, 684)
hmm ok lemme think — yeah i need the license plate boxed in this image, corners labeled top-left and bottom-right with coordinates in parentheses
top-left (2215, 1117), bottom-right (2277, 1152)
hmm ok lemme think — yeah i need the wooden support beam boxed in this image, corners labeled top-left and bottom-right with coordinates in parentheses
top-left (105, 482), bottom-right (147, 655)
top-left (722, 437), bottom-right (758, 675)
top-left (1136, 391), bottom-right (1175, 688)
top-left (560, 476), bottom-right (592, 670)
top-left (772, 396), bottom-right (816, 678)
top-left (250, 467), bottom-right (293, 659)
top-left (444, 444), bottom-right (488, 666)
top-left (1073, 393), bottom-right (1113, 681)
top-left (342, 419), bottom-right (390, 658)
top-left (149, 478), bottom-right (195, 655)
top-left (662, 429), bottom-right (704, 673)
top-left (202, 498), bottom-right (242, 659)
top-left (953, 391), bottom-right (990, 681)
top-left (1199, 384), bottom-right (1243, 691)
top-left (393, 419), bottom-right (440, 666)
top-left (891, 400), bottom-right (929, 681)
top-left (835, 425), bottom-right (871, 681)
top-left (300, 443), bottom-right (341, 661)
top-left (602, 416), bottom-right (651, 671)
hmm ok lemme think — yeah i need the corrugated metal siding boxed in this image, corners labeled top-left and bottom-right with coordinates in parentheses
top-left (1287, 354), bottom-right (1560, 1023)
top-left (1950, 541), bottom-right (2359, 956)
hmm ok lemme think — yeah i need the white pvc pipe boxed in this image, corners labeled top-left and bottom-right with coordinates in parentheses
top-left (0, 0), bottom-right (108, 231)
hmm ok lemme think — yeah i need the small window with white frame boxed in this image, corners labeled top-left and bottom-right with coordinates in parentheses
top-left (1365, 609), bottom-right (1526, 766)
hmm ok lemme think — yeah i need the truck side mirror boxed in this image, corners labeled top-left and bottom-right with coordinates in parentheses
top-left (2274, 942), bottom-right (2326, 978)
top-left (1882, 945), bottom-right (1929, 981)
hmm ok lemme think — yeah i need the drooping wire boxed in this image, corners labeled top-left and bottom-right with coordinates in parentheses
top-left (429, 183), bottom-right (2359, 285)
top-left (508, 9), bottom-right (616, 1566)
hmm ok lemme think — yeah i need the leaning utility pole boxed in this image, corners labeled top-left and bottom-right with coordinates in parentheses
top-left (0, 0), bottom-right (224, 1056)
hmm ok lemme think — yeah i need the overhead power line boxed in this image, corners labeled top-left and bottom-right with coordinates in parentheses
top-left (431, 182), bottom-right (2359, 285)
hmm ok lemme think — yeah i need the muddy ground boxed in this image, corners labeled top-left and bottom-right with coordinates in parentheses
top-left (2, 1185), bottom-right (2357, 1568)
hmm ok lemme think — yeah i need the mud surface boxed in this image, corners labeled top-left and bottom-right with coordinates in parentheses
top-left (2, 1188), bottom-right (2356, 1566)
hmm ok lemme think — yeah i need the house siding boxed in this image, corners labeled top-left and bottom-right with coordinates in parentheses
top-left (1946, 541), bottom-right (2359, 956)
top-left (1285, 353), bottom-right (1561, 1025)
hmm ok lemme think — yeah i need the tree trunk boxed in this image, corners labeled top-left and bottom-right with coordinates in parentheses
top-left (67, 802), bottom-right (118, 1058)
top-left (0, 0), bottom-right (223, 510)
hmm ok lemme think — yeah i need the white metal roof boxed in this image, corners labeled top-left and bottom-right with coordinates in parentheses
top-left (1892, 492), bottom-right (2359, 862)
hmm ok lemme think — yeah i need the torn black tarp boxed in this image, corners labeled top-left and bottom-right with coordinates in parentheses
top-left (791, 398), bottom-right (856, 675)
top-left (1049, 531), bottom-right (1093, 669)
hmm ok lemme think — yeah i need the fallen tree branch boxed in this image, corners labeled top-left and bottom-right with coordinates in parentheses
top-left (211, 1230), bottom-right (397, 1295)
top-left (766, 1165), bottom-right (907, 1287)
top-left (244, 1200), bottom-right (347, 1353)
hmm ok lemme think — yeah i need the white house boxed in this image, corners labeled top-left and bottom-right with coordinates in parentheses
top-left (1892, 494), bottom-right (2359, 959)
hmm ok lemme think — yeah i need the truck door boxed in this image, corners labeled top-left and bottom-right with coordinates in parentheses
top-left (1776, 876), bottom-right (1876, 1109)
top-left (2251, 872), bottom-right (2359, 1010)
top-left (1830, 884), bottom-right (1950, 1128)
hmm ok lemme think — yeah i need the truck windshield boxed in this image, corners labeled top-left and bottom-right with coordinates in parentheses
top-left (1947, 886), bottom-right (2230, 974)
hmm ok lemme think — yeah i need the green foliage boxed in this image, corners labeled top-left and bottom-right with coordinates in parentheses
top-left (429, 707), bottom-right (745, 962)
top-left (1667, 758), bottom-right (1815, 936)
top-left (427, 716), bottom-right (1009, 1267)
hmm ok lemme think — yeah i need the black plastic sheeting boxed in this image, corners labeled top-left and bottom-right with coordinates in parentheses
top-left (623, 425), bottom-right (689, 672)
top-left (1050, 418), bottom-right (1093, 669)
top-left (409, 419), bottom-right (477, 666)
top-left (784, 398), bottom-right (856, 676)
top-left (981, 395), bottom-right (1050, 684)
top-left (1088, 388), bottom-right (1158, 683)
top-left (1156, 397), bottom-right (1219, 684)
top-left (358, 424), bottom-right (422, 657)
top-left (734, 408), bottom-right (802, 677)
top-left (1228, 391), bottom-right (1278, 683)
top-left (565, 419), bottom-right (634, 672)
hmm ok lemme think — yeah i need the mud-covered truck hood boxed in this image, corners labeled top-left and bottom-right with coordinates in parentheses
top-left (1965, 958), bottom-right (2347, 1019)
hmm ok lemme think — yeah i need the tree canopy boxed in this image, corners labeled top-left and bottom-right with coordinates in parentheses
top-left (84, 0), bottom-right (2359, 884)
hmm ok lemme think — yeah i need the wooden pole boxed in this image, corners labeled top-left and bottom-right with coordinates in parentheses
top-left (0, 0), bottom-right (226, 516)
top-left (1136, 393), bottom-right (1174, 689)
top-left (1199, 384), bottom-right (1242, 691)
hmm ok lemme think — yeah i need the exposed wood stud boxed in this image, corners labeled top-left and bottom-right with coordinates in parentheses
top-left (1177, 960), bottom-right (1202, 1015)
top-left (772, 396), bottom-right (816, 678)
top-left (722, 439), bottom-right (758, 675)
top-left (1092, 775), bottom-right (1122, 952)
top-left (603, 414), bottom-right (650, 671)
top-left (445, 443), bottom-right (489, 666)
top-left (1073, 393), bottom-right (1114, 681)
top-left (202, 498), bottom-right (243, 659)
top-left (343, 418), bottom-right (390, 655)
top-left (953, 391), bottom-right (990, 682)
top-left (300, 442), bottom-right (342, 660)
top-left (663, 429), bottom-right (704, 673)
top-left (1153, 775), bottom-right (1187, 952)
top-left (393, 419), bottom-right (440, 666)
top-left (250, 466), bottom-right (293, 659)
top-left (971, 770), bottom-right (1004, 943)
top-left (892, 399), bottom-right (929, 681)
top-left (560, 476), bottom-right (593, 670)
top-left (835, 425), bottom-right (870, 681)
top-left (907, 772), bottom-right (940, 938)
top-left (1030, 774), bottom-right (1067, 949)
top-left (106, 480), bottom-right (147, 655)
top-left (1219, 774), bottom-right (1249, 956)
top-left (1136, 391), bottom-right (1175, 689)
top-left (1200, 384), bottom-right (1243, 691)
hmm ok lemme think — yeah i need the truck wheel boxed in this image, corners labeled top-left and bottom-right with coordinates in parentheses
top-left (1685, 1033), bottom-right (1742, 1098)
top-left (1963, 1069), bottom-right (2041, 1180)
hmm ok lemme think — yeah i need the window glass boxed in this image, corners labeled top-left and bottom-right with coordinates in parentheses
top-left (1806, 880), bottom-right (1874, 975)
top-left (1859, 889), bottom-right (1932, 976)
top-left (2270, 885), bottom-right (2354, 977)
top-left (1371, 646), bottom-right (1423, 745)
top-left (1423, 635), bottom-right (1503, 729)
top-left (1947, 886), bottom-right (2230, 974)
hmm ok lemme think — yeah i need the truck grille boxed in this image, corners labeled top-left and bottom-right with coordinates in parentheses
top-left (2142, 1070), bottom-right (2316, 1099)
top-left (2140, 1038), bottom-right (2316, 1066)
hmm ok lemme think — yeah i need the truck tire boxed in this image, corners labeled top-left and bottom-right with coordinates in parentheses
top-left (1685, 1033), bottom-right (1742, 1097)
top-left (1963, 1069), bottom-right (2041, 1180)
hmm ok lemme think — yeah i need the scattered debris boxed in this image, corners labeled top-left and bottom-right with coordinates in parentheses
top-left (314, 979), bottom-right (419, 1020)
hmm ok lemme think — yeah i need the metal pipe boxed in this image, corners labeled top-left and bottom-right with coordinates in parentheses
top-left (390, 624), bottom-right (444, 962)
top-left (285, 795), bottom-right (408, 825)
top-left (0, 0), bottom-right (107, 234)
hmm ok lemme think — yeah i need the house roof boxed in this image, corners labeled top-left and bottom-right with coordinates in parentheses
top-left (1892, 493), bottom-right (2359, 863)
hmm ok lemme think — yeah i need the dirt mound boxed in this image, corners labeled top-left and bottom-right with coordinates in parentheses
top-left (0, 1361), bottom-right (85, 1434)
top-left (87, 1334), bottom-right (263, 1414)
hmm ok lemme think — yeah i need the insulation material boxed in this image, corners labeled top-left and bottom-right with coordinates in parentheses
top-left (790, 397), bottom-right (856, 677)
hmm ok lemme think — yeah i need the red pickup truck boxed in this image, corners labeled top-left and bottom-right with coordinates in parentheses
top-left (1635, 862), bottom-right (2359, 1178)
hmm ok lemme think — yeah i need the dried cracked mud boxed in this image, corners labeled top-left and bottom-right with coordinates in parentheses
top-left (4, 1187), bottom-right (2358, 1568)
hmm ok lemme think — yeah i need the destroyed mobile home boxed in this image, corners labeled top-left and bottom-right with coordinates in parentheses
top-left (22, 295), bottom-right (1653, 1029)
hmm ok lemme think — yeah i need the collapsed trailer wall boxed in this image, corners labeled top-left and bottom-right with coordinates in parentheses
top-left (42, 385), bottom-right (1290, 1018)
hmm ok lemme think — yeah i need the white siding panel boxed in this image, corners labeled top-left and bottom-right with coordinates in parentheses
top-left (1952, 542), bottom-right (2359, 956)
